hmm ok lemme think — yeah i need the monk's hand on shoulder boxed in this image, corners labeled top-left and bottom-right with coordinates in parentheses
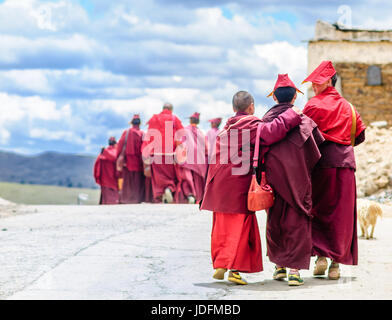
top-left (291, 106), bottom-right (303, 115)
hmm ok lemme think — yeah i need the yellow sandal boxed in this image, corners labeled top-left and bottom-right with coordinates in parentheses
top-left (228, 270), bottom-right (248, 285)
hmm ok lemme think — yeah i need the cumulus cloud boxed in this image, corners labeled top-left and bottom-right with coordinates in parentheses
top-left (0, 0), bottom-right (390, 155)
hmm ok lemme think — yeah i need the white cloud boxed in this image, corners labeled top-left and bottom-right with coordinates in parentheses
top-left (0, 92), bottom-right (72, 144)
top-left (29, 128), bottom-right (89, 146)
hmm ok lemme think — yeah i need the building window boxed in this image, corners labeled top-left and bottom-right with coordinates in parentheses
top-left (367, 65), bottom-right (382, 86)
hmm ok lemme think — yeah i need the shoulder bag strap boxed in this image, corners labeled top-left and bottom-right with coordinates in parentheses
top-left (252, 122), bottom-right (263, 169)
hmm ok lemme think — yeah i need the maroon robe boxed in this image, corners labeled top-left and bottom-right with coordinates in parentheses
top-left (262, 103), bottom-right (324, 269)
top-left (142, 109), bottom-right (184, 201)
top-left (176, 125), bottom-right (208, 203)
top-left (93, 145), bottom-right (119, 205)
top-left (201, 109), bottom-right (302, 273)
top-left (201, 108), bottom-right (302, 214)
top-left (117, 126), bottom-right (145, 204)
top-left (304, 87), bottom-right (366, 265)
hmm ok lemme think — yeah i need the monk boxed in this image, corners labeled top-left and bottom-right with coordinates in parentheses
top-left (302, 61), bottom-right (366, 280)
top-left (176, 112), bottom-right (208, 204)
top-left (263, 74), bottom-right (325, 286)
top-left (117, 114), bottom-right (145, 204)
top-left (93, 137), bottom-right (120, 205)
top-left (142, 103), bottom-right (184, 203)
top-left (206, 117), bottom-right (222, 162)
top-left (200, 90), bottom-right (302, 285)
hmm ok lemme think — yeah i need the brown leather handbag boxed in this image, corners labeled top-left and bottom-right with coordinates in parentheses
top-left (247, 122), bottom-right (274, 212)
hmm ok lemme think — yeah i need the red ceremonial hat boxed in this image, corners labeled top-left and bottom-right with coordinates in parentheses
top-left (109, 136), bottom-right (116, 142)
top-left (302, 60), bottom-right (336, 84)
top-left (208, 117), bottom-right (222, 125)
top-left (267, 74), bottom-right (303, 97)
top-left (189, 112), bottom-right (200, 120)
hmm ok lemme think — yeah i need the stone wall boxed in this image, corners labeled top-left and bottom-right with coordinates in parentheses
top-left (335, 62), bottom-right (392, 125)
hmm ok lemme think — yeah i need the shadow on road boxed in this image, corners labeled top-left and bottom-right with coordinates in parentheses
top-left (194, 276), bottom-right (356, 292)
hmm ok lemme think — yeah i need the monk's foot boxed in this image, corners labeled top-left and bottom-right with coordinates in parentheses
top-left (162, 188), bottom-right (173, 203)
top-left (328, 262), bottom-right (340, 280)
top-left (273, 266), bottom-right (287, 280)
top-left (212, 268), bottom-right (227, 280)
top-left (288, 272), bottom-right (304, 286)
top-left (228, 270), bottom-right (248, 285)
top-left (313, 256), bottom-right (328, 276)
top-left (187, 195), bottom-right (196, 204)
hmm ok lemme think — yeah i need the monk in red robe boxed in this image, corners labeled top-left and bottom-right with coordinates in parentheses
top-left (176, 112), bottom-right (208, 204)
top-left (263, 74), bottom-right (325, 286)
top-left (93, 137), bottom-right (120, 205)
top-left (302, 61), bottom-right (366, 280)
top-left (117, 114), bottom-right (145, 204)
top-left (206, 117), bottom-right (222, 162)
top-left (200, 90), bottom-right (302, 285)
top-left (142, 103), bottom-right (184, 203)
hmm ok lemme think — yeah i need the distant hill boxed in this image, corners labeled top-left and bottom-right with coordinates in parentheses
top-left (0, 150), bottom-right (98, 189)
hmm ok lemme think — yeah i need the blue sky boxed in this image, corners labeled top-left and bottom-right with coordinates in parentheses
top-left (0, 0), bottom-right (391, 156)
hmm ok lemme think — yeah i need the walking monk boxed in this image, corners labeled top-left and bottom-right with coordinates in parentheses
top-left (200, 91), bottom-right (302, 285)
top-left (176, 112), bottom-right (208, 204)
top-left (93, 137), bottom-right (120, 205)
top-left (263, 74), bottom-right (324, 286)
top-left (302, 61), bottom-right (366, 280)
top-left (206, 117), bottom-right (222, 162)
top-left (117, 114), bottom-right (145, 204)
top-left (142, 103), bottom-right (184, 203)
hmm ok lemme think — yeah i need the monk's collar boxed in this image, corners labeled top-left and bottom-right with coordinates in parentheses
top-left (273, 102), bottom-right (293, 108)
top-left (320, 86), bottom-right (337, 96)
top-left (235, 111), bottom-right (249, 117)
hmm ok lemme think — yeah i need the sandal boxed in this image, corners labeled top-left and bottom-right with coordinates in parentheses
top-left (313, 257), bottom-right (328, 276)
top-left (228, 270), bottom-right (248, 285)
top-left (212, 268), bottom-right (227, 280)
top-left (273, 267), bottom-right (287, 280)
top-left (288, 273), bottom-right (304, 286)
top-left (328, 262), bottom-right (340, 280)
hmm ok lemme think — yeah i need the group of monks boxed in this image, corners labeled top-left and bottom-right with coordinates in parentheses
top-left (93, 105), bottom-right (223, 205)
top-left (94, 60), bottom-right (366, 287)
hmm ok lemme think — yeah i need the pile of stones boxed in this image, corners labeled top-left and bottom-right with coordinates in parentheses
top-left (355, 123), bottom-right (392, 203)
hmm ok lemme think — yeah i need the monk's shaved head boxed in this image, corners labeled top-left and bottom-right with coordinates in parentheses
top-left (163, 102), bottom-right (173, 111)
top-left (232, 91), bottom-right (254, 111)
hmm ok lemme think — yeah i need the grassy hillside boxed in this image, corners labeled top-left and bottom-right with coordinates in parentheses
top-left (0, 182), bottom-right (100, 205)
top-left (0, 150), bottom-right (97, 189)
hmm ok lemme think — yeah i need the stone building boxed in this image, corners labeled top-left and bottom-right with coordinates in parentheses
top-left (307, 20), bottom-right (392, 126)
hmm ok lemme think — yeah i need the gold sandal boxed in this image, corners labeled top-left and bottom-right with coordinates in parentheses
top-left (228, 270), bottom-right (248, 285)
top-left (213, 268), bottom-right (227, 280)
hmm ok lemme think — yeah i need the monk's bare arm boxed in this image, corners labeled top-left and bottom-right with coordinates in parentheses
top-left (260, 108), bottom-right (302, 146)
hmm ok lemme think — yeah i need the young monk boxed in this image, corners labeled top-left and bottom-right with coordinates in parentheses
top-left (94, 137), bottom-right (120, 205)
top-left (206, 118), bottom-right (222, 162)
top-left (117, 114), bottom-right (145, 204)
top-left (176, 112), bottom-right (208, 204)
top-left (302, 61), bottom-right (366, 280)
top-left (200, 90), bottom-right (302, 285)
top-left (263, 74), bottom-right (324, 286)
top-left (142, 103), bottom-right (184, 203)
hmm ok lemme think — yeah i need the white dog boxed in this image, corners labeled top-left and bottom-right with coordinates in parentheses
top-left (357, 199), bottom-right (383, 239)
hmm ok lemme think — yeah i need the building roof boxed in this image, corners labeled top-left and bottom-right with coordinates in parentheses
top-left (310, 20), bottom-right (392, 43)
